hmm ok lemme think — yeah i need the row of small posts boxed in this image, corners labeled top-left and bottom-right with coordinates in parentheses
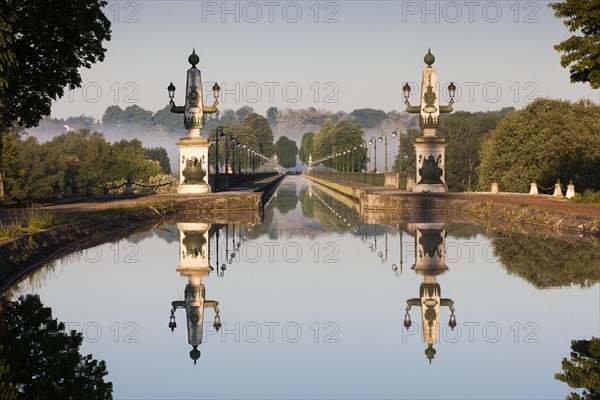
top-left (490, 180), bottom-right (576, 199)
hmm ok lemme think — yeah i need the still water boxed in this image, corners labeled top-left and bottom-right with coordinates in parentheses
top-left (4, 177), bottom-right (600, 399)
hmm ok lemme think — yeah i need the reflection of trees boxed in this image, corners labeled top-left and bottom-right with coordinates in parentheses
top-left (492, 233), bottom-right (600, 288)
top-left (298, 187), bottom-right (314, 218)
top-left (275, 187), bottom-right (299, 215)
top-left (555, 338), bottom-right (600, 400)
top-left (0, 295), bottom-right (112, 399)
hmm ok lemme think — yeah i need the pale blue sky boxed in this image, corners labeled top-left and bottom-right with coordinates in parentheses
top-left (51, 1), bottom-right (599, 120)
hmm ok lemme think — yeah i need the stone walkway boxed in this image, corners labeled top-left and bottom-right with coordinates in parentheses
top-left (0, 175), bottom-right (283, 224)
top-left (306, 175), bottom-right (600, 217)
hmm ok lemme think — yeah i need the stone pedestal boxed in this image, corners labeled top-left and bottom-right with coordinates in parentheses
top-left (411, 222), bottom-right (448, 275)
top-left (177, 137), bottom-right (211, 194)
top-left (414, 134), bottom-right (447, 193)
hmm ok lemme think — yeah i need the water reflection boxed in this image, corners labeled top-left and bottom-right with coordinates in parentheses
top-left (403, 223), bottom-right (457, 363)
top-left (0, 294), bottom-right (112, 397)
top-left (2, 178), bottom-right (599, 399)
top-left (555, 337), bottom-right (600, 399)
top-left (168, 222), bottom-right (222, 364)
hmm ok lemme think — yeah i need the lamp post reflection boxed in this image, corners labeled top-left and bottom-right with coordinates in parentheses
top-left (403, 223), bottom-right (456, 363)
top-left (168, 222), bottom-right (222, 364)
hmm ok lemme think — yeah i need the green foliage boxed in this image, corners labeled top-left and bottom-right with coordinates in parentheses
top-left (478, 98), bottom-right (600, 192)
top-left (243, 113), bottom-right (275, 157)
top-left (2, 129), bottom-right (166, 200)
top-left (3, 0), bottom-right (111, 128)
top-left (266, 107), bottom-right (278, 126)
top-left (298, 132), bottom-right (314, 164)
top-left (313, 120), bottom-right (366, 171)
top-left (208, 124), bottom-right (259, 172)
top-left (438, 110), bottom-right (506, 191)
top-left (570, 189), bottom-right (600, 204)
top-left (0, 294), bottom-right (112, 399)
top-left (392, 129), bottom-right (421, 175)
top-left (0, 0), bottom-right (16, 93)
top-left (491, 231), bottom-right (600, 288)
top-left (101, 105), bottom-right (152, 128)
top-left (146, 147), bottom-right (171, 174)
top-left (236, 106), bottom-right (254, 124)
top-left (0, 346), bottom-right (17, 400)
top-left (151, 105), bottom-right (181, 134)
top-left (350, 108), bottom-right (388, 129)
top-left (275, 136), bottom-right (298, 169)
top-left (555, 337), bottom-right (600, 399)
top-left (110, 138), bottom-right (162, 181)
top-left (550, 0), bottom-right (600, 89)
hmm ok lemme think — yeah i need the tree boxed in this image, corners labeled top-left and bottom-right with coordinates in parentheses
top-left (350, 108), bottom-right (388, 129)
top-left (437, 111), bottom-right (505, 192)
top-left (0, 0), bottom-right (111, 199)
top-left (478, 98), bottom-right (600, 192)
top-left (392, 128), bottom-right (420, 175)
top-left (0, 294), bottom-right (112, 398)
top-left (555, 338), bottom-right (600, 399)
top-left (275, 136), bottom-right (298, 169)
top-left (298, 132), bottom-right (314, 164)
top-left (152, 104), bottom-right (182, 135)
top-left (110, 139), bottom-right (162, 182)
top-left (236, 106), bottom-right (254, 123)
top-left (313, 120), bottom-right (336, 167)
top-left (550, 0), bottom-right (600, 89)
top-left (208, 124), bottom-right (258, 172)
top-left (0, 0), bottom-right (17, 200)
top-left (331, 120), bottom-right (366, 171)
top-left (243, 113), bottom-right (275, 157)
top-left (266, 107), bottom-right (278, 126)
top-left (146, 147), bottom-right (171, 174)
top-left (101, 105), bottom-right (123, 126)
top-left (120, 105), bottom-right (153, 127)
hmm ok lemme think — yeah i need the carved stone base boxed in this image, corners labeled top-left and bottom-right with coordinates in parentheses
top-left (414, 136), bottom-right (447, 193)
top-left (177, 183), bottom-right (211, 194)
top-left (177, 136), bottom-right (211, 193)
top-left (414, 183), bottom-right (447, 193)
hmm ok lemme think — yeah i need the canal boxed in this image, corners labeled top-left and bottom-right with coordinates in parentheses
top-left (3, 177), bottom-right (600, 399)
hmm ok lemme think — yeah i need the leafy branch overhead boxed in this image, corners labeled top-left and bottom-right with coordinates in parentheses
top-left (551, 0), bottom-right (600, 89)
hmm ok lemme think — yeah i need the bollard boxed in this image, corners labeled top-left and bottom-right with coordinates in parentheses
top-left (124, 179), bottom-right (133, 195)
top-left (52, 182), bottom-right (63, 200)
top-left (491, 182), bottom-right (499, 193)
top-left (529, 182), bottom-right (539, 195)
top-left (63, 183), bottom-right (73, 199)
top-left (566, 180), bottom-right (575, 199)
top-left (553, 180), bottom-right (564, 198)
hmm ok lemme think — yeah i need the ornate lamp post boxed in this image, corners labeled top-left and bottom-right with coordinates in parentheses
top-left (168, 49), bottom-right (220, 194)
top-left (368, 136), bottom-right (378, 173)
top-left (230, 138), bottom-right (237, 175)
top-left (403, 49), bottom-right (455, 192)
top-left (378, 130), bottom-right (398, 173)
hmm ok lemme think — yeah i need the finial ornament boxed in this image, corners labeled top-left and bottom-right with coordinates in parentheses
top-left (424, 48), bottom-right (435, 67)
top-left (188, 49), bottom-right (200, 67)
